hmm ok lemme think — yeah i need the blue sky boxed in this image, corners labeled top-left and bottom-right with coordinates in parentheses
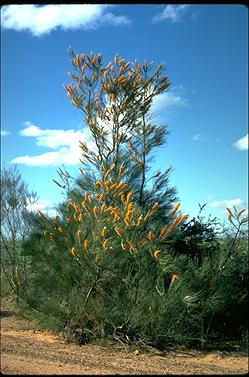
top-left (1, 4), bottom-right (248, 221)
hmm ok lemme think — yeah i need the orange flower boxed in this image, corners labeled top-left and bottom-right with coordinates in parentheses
top-left (126, 192), bottom-right (132, 204)
top-left (95, 181), bottom-right (102, 189)
top-left (170, 202), bottom-right (180, 217)
top-left (68, 198), bottom-right (76, 207)
top-left (121, 240), bottom-right (127, 250)
top-left (124, 218), bottom-right (130, 228)
top-left (118, 166), bottom-right (125, 177)
top-left (82, 203), bottom-right (90, 213)
top-left (114, 227), bottom-right (123, 237)
top-left (37, 210), bottom-right (46, 219)
top-left (102, 239), bottom-right (108, 251)
top-left (147, 231), bottom-right (155, 241)
top-left (104, 163), bottom-right (115, 179)
top-left (93, 206), bottom-right (98, 219)
top-left (153, 250), bottom-right (160, 259)
top-left (83, 239), bottom-right (89, 253)
top-left (71, 247), bottom-right (77, 257)
top-left (66, 216), bottom-right (71, 223)
top-left (238, 208), bottom-right (246, 217)
top-left (58, 226), bottom-right (64, 233)
top-left (113, 213), bottom-right (120, 222)
top-left (125, 210), bottom-right (133, 223)
top-left (120, 193), bottom-right (125, 204)
top-left (127, 203), bottom-right (134, 212)
top-left (116, 182), bottom-right (126, 191)
top-left (76, 230), bottom-right (81, 240)
top-left (136, 215), bottom-right (143, 226)
top-left (53, 213), bottom-right (58, 221)
top-left (128, 241), bottom-right (137, 250)
top-left (226, 207), bottom-right (232, 222)
top-left (101, 226), bottom-right (107, 238)
top-left (171, 274), bottom-right (178, 283)
top-left (159, 226), bottom-right (167, 238)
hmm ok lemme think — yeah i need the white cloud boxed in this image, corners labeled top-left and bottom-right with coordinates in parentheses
top-left (1, 5), bottom-right (130, 36)
top-left (233, 134), bottom-right (248, 151)
top-left (192, 134), bottom-right (203, 141)
top-left (0, 130), bottom-right (10, 136)
top-left (151, 90), bottom-right (188, 115)
top-left (27, 199), bottom-right (57, 217)
top-left (153, 5), bottom-right (190, 23)
top-left (210, 199), bottom-right (243, 208)
top-left (12, 122), bottom-right (94, 167)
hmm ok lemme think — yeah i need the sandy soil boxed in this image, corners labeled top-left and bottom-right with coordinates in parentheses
top-left (1, 302), bottom-right (248, 375)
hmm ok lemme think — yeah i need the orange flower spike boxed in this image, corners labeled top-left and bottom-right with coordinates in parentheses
top-left (126, 192), bottom-right (132, 204)
top-left (37, 210), bottom-right (46, 219)
top-left (120, 194), bottom-right (126, 204)
top-left (76, 230), bottom-right (81, 240)
top-left (117, 182), bottom-right (126, 191)
top-left (43, 230), bottom-right (50, 236)
top-left (83, 239), bottom-right (89, 253)
top-left (124, 219), bottom-right (130, 228)
top-left (238, 208), bottom-right (246, 217)
top-left (170, 202), bottom-right (181, 217)
top-left (74, 204), bottom-right (81, 214)
top-left (71, 247), bottom-right (77, 257)
top-left (101, 226), bottom-right (107, 238)
top-left (104, 163), bottom-right (116, 180)
top-left (118, 165), bottom-right (125, 177)
top-left (82, 203), bottom-right (90, 213)
top-left (147, 231), bottom-right (155, 241)
top-left (67, 92), bottom-right (72, 99)
top-left (68, 198), bottom-right (76, 207)
top-left (53, 213), bottom-right (58, 222)
top-left (113, 213), bottom-right (120, 223)
top-left (128, 241), bottom-right (137, 250)
top-left (171, 274), bottom-right (178, 283)
top-left (93, 206), bottom-right (98, 219)
top-left (100, 203), bottom-right (106, 214)
top-left (79, 213), bottom-right (84, 221)
top-left (178, 214), bottom-right (188, 225)
top-left (153, 250), bottom-right (160, 259)
top-left (168, 223), bottom-right (177, 234)
top-left (114, 227), bottom-right (123, 237)
top-left (74, 213), bottom-right (79, 222)
top-left (66, 216), bottom-right (71, 223)
top-left (140, 238), bottom-right (147, 245)
top-left (121, 240), bottom-right (126, 251)
top-left (102, 239), bottom-right (108, 251)
top-left (95, 181), bottom-right (102, 190)
top-left (127, 203), bottom-right (134, 212)
top-left (58, 226), bottom-right (64, 233)
top-left (84, 191), bottom-right (88, 202)
top-left (97, 193), bottom-right (104, 201)
top-left (159, 226), bottom-right (167, 238)
top-left (87, 194), bottom-right (92, 205)
top-left (136, 215), bottom-right (143, 226)
top-left (151, 202), bottom-right (159, 211)
top-left (226, 207), bottom-right (232, 222)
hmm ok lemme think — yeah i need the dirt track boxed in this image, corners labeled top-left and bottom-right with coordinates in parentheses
top-left (1, 303), bottom-right (248, 375)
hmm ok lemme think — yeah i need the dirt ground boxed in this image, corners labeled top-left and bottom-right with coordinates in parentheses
top-left (1, 301), bottom-right (248, 375)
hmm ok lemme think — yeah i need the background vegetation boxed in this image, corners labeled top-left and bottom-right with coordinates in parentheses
top-left (1, 50), bottom-right (248, 352)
